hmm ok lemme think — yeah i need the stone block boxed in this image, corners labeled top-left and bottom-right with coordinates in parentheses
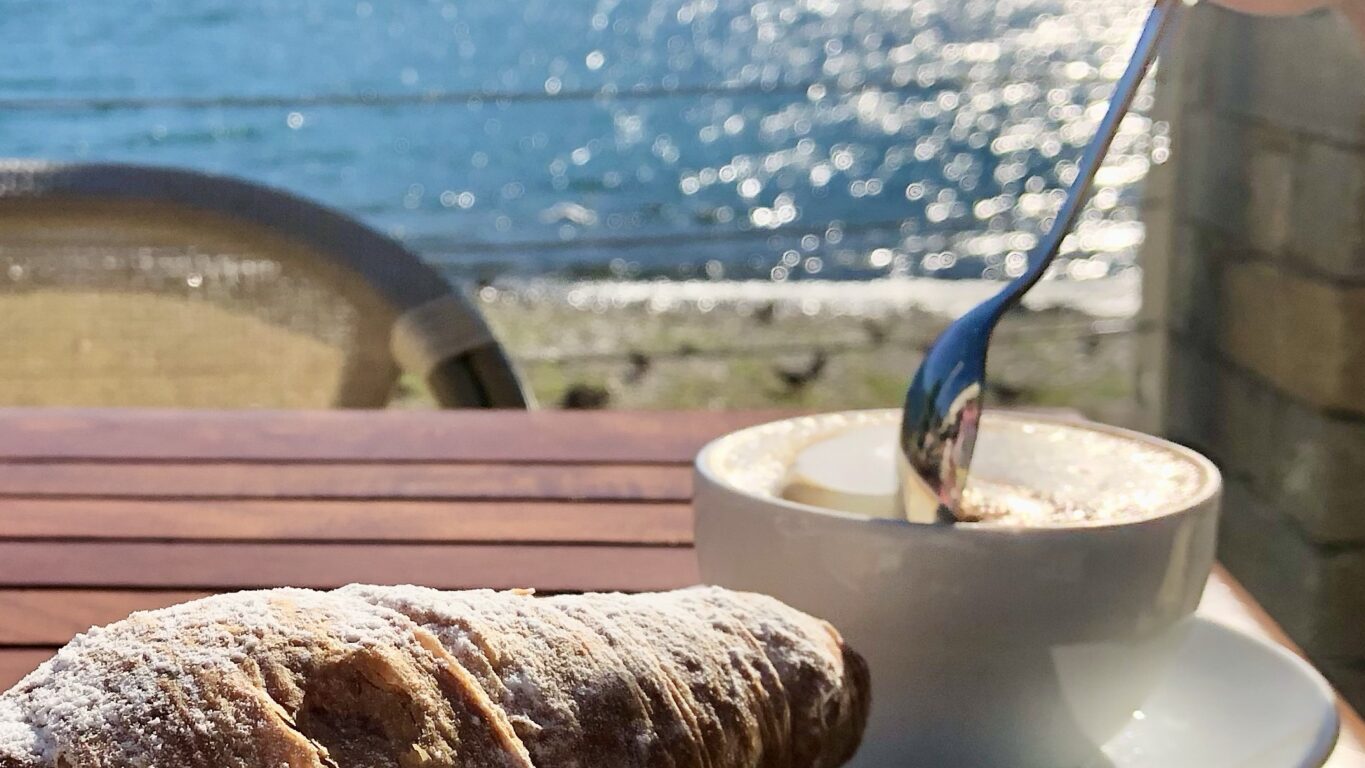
top-left (1217, 9), bottom-right (1365, 147)
top-left (1213, 367), bottom-right (1276, 496)
top-left (1219, 260), bottom-right (1284, 389)
top-left (1174, 2), bottom-right (1222, 106)
top-left (1177, 114), bottom-right (1300, 257)
top-left (1166, 223), bottom-right (1225, 349)
top-left (1320, 549), bottom-right (1365, 659)
top-left (1181, 111), bottom-right (1250, 237)
top-left (1317, 660), bottom-right (1365, 713)
top-left (1218, 480), bottom-right (1365, 657)
top-left (1218, 480), bottom-right (1328, 648)
top-left (1211, 366), bottom-right (1365, 543)
top-left (1244, 134), bottom-right (1296, 256)
top-left (1219, 259), bottom-right (1365, 415)
top-left (1184, 5), bottom-right (1256, 115)
top-left (1275, 403), bottom-right (1365, 543)
top-left (1161, 337), bottom-right (1223, 456)
top-left (1288, 141), bottom-right (1365, 280)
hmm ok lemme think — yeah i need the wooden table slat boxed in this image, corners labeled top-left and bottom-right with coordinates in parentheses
top-left (0, 650), bottom-right (56, 692)
top-left (0, 590), bottom-right (212, 645)
top-left (0, 541), bottom-right (699, 592)
top-left (0, 462), bottom-right (691, 501)
top-left (0, 409), bottom-right (787, 464)
top-left (0, 499), bottom-right (693, 544)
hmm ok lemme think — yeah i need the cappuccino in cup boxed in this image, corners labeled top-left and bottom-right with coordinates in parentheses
top-left (694, 410), bottom-right (1220, 767)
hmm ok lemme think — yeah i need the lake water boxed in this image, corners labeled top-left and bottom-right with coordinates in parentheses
top-left (0, 0), bottom-right (1157, 283)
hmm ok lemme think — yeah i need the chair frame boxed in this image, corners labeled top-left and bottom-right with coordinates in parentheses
top-left (0, 160), bottom-right (528, 409)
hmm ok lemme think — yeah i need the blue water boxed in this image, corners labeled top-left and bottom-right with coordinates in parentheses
top-left (0, 0), bottom-right (1156, 282)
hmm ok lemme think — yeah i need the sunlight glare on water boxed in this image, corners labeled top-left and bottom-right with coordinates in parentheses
top-left (0, 0), bottom-right (1156, 283)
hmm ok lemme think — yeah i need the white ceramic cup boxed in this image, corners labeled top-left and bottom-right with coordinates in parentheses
top-left (694, 410), bottom-right (1221, 767)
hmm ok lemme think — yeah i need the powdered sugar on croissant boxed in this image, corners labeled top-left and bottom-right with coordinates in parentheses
top-left (0, 586), bottom-right (868, 768)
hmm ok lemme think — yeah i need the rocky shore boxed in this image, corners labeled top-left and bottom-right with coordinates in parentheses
top-left (397, 277), bottom-right (1144, 428)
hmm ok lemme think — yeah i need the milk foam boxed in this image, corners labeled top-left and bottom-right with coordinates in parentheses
top-left (709, 411), bottom-right (1206, 526)
top-left (959, 418), bottom-right (1203, 525)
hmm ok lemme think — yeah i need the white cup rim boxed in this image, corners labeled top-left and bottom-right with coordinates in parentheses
top-left (695, 409), bottom-right (1222, 533)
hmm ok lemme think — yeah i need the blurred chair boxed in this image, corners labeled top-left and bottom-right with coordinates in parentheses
top-left (0, 161), bottom-right (528, 408)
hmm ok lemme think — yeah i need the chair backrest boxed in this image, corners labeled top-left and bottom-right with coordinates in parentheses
top-left (0, 161), bottom-right (528, 409)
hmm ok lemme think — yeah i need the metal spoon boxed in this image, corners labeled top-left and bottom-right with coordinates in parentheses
top-left (898, 0), bottom-right (1180, 523)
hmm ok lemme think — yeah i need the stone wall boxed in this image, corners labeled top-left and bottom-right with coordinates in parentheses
top-left (1139, 3), bottom-right (1365, 707)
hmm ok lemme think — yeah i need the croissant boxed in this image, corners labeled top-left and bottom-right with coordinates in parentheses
top-left (0, 586), bottom-right (869, 768)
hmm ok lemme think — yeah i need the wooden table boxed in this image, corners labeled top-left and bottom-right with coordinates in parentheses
top-left (0, 408), bottom-right (1360, 765)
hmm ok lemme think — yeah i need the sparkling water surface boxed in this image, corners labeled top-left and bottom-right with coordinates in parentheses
top-left (0, 0), bottom-right (1157, 283)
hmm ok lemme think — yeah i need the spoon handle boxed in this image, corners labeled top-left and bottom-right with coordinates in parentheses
top-left (993, 0), bottom-right (1181, 318)
top-left (898, 0), bottom-right (1182, 522)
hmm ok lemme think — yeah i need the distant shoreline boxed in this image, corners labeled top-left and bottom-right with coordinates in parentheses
top-left (456, 274), bottom-right (1141, 424)
top-left (487, 273), bottom-right (1142, 320)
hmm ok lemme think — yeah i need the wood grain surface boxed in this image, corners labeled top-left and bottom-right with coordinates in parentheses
top-left (0, 408), bottom-right (1358, 764)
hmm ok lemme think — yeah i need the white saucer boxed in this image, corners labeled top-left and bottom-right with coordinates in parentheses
top-left (1096, 617), bottom-right (1339, 768)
